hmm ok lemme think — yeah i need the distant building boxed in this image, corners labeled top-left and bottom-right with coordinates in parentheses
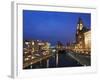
top-left (56, 41), bottom-right (64, 51)
top-left (23, 40), bottom-right (50, 54)
top-left (74, 17), bottom-right (91, 54)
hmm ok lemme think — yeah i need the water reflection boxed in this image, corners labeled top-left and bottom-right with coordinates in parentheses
top-left (24, 51), bottom-right (82, 69)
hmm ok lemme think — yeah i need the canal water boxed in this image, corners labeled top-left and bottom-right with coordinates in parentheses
top-left (24, 51), bottom-right (83, 69)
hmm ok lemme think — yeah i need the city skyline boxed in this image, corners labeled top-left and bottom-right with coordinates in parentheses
top-left (23, 10), bottom-right (91, 46)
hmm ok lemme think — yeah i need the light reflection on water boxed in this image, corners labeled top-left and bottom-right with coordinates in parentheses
top-left (25, 52), bottom-right (82, 69)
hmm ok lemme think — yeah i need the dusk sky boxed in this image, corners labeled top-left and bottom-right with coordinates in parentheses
top-left (23, 10), bottom-right (91, 46)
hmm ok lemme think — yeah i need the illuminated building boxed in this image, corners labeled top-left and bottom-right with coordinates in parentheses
top-left (56, 41), bottom-right (64, 51)
top-left (23, 40), bottom-right (51, 67)
top-left (75, 17), bottom-right (91, 54)
top-left (76, 18), bottom-right (89, 48)
top-left (84, 31), bottom-right (91, 51)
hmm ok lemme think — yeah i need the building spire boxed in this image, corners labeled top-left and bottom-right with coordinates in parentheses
top-left (77, 17), bottom-right (83, 30)
top-left (78, 17), bottom-right (83, 24)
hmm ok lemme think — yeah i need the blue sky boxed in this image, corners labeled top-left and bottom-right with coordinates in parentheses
top-left (23, 10), bottom-right (91, 46)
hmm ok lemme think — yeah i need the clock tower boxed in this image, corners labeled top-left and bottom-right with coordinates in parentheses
top-left (76, 17), bottom-right (85, 48)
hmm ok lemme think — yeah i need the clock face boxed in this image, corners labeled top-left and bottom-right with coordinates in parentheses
top-left (79, 24), bottom-right (83, 30)
top-left (77, 24), bottom-right (79, 29)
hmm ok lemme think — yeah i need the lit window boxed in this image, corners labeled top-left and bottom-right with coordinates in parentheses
top-left (32, 42), bottom-right (34, 45)
top-left (25, 42), bottom-right (29, 45)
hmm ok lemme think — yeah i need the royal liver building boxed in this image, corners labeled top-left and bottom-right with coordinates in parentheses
top-left (75, 17), bottom-right (91, 54)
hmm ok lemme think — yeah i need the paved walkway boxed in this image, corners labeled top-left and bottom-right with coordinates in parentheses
top-left (67, 52), bottom-right (91, 66)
